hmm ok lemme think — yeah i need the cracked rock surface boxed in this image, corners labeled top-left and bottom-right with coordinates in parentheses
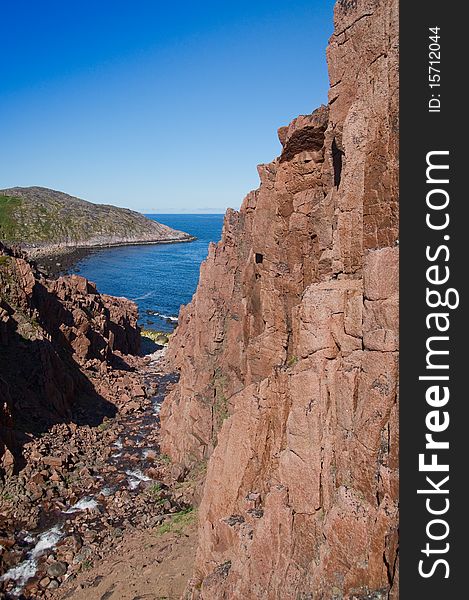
top-left (161, 0), bottom-right (399, 598)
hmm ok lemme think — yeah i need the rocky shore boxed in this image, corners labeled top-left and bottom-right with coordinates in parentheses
top-left (32, 242), bottom-right (190, 281)
top-left (0, 350), bottom-right (199, 599)
top-left (33, 247), bottom-right (95, 279)
top-left (0, 242), bottom-right (199, 598)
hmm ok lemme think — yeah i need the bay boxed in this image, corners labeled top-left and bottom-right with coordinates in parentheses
top-left (70, 214), bottom-right (224, 332)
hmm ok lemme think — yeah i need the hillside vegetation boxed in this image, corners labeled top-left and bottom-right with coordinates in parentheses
top-left (0, 187), bottom-right (193, 255)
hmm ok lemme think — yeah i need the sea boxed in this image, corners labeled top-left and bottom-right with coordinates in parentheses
top-left (69, 214), bottom-right (225, 332)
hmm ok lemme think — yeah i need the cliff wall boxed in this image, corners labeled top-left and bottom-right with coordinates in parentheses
top-left (161, 0), bottom-right (399, 597)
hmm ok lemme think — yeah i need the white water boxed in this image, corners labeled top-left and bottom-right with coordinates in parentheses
top-left (0, 526), bottom-right (63, 593)
top-left (125, 469), bottom-right (151, 490)
top-left (132, 291), bottom-right (154, 301)
top-left (64, 496), bottom-right (99, 513)
top-left (158, 313), bottom-right (178, 322)
top-left (20, 533), bottom-right (35, 544)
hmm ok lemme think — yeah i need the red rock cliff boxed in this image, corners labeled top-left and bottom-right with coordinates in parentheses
top-left (161, 0), bottom-right (399, 597)
top-left (0, 243), bottom-right (140, 477)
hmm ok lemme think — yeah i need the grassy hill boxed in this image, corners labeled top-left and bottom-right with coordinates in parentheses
top-left (0, 187), bottom-right (193, 255)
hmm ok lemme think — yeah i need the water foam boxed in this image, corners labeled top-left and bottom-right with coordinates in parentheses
top-left (64, 496), bottom-right (98, 513)
top-left (132, 291), bottom-right (154, 301)
top-left (125, 469), bottom-right (151, 490)
top-left (159, 313), bottom-right (178, 322)
top-left (0, 526), bottom-right (63, 593)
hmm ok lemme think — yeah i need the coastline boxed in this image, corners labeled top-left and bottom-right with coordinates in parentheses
top-left (35, 246), bottom-right (96, 277)
top-left (29, 236), bottom-right (197, 278)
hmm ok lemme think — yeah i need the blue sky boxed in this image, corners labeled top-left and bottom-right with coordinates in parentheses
top-left (0, 0), bottom-right (335, 213)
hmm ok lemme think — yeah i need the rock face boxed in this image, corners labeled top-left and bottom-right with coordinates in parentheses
top-left (0, 242), bottom-right (140, 477)
top-left (160, 0), bottom-right (399, 598)
top-left (0, 186), bottom-right (194, 256)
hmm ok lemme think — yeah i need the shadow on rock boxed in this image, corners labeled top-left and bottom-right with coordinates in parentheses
top-left (0, 318), bottom-right (117, 475)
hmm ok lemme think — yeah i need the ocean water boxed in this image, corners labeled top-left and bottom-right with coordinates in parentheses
top-left (70, 214), bottom-right (225, 332)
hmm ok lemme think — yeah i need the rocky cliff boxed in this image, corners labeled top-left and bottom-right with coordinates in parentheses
top-left (0, 242), bottom-right (140, 477)
top-left (160, 0), bottom-right (399, 598)
top-left (0, 187), bottom-right (194, 256)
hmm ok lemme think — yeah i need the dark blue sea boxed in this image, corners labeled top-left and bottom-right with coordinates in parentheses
top-left (70, 214), bottom-right (224, 332)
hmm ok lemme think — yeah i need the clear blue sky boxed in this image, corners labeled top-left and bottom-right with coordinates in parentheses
top-left (0, 0), bottom-right (335, 213)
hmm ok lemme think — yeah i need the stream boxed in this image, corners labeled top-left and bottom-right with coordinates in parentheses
top-left (0, 350), bottom-right (181, 599)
